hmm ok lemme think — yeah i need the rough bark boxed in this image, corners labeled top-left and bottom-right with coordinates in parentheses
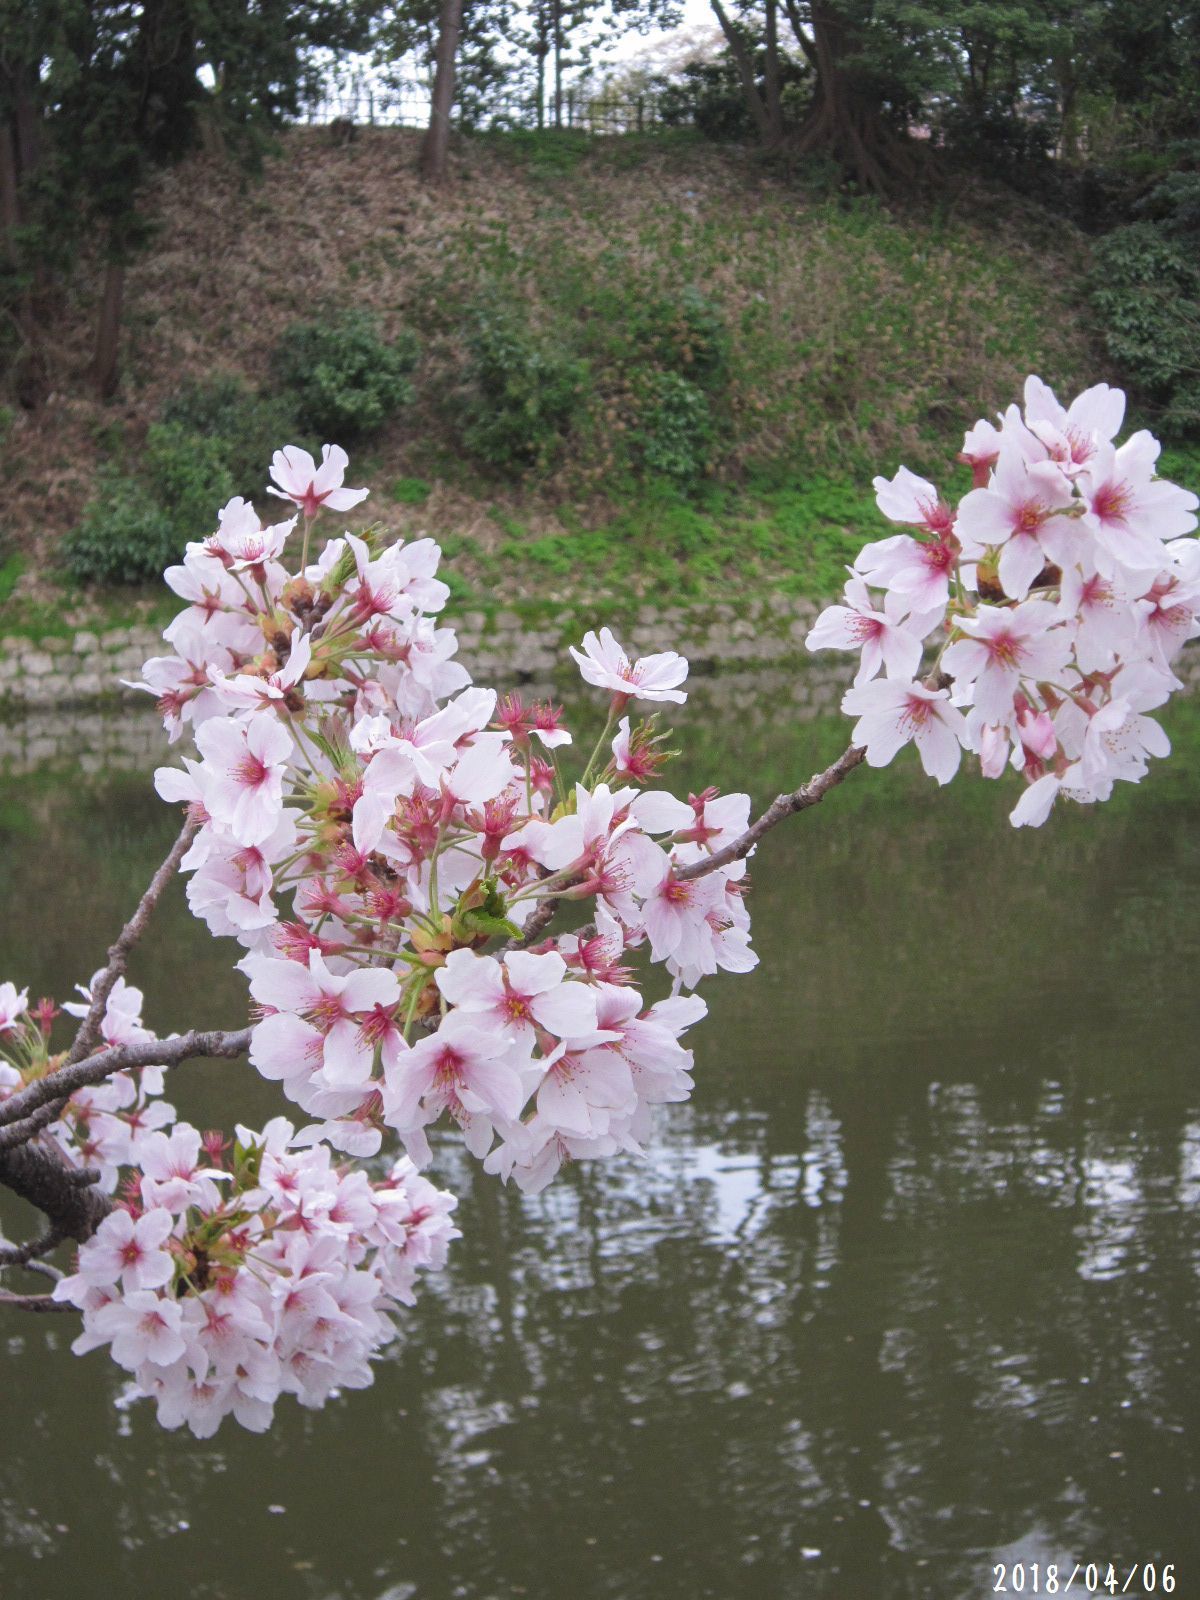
top-left (0, 1140), bottom-right (112, 1244)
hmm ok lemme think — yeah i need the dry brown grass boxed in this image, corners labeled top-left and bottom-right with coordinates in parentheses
top-left (4, 126), bottom-right (1098, 607)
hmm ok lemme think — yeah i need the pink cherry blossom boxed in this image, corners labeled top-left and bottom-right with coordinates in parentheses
top-left (195, 714), bottom-right (293, 846)
top-left (535, 1039), bottom-right (637, 1139)
top-left (84, 1291), bottom-right (188, 1370)
top-left (246, 949), bottom-right (401, 1091)
top-left (956, 445), bottom-right (1078, 600)
top-left (435, 949), bottom-right (599, 1049)
top-left (853, 533), bottom-right (956, 616)
top-left (1023, 375), bottom-right (1125, 473)
top-left (806, 575), bottom-right (934, 685)
top-left (569, 628), bottom-right (688, 704)
top-left (1080, 435), bottom-right (1198, 579)
top-left (382, 1011), bottom-right (525, 1134)
top-left (74, 1207), bottom-right (176, 1293)
top-left (841, 678), bottom-right (967, 784)
top-left (207, 497), bottom-right (296, 569)
top-left (139, 1126), bottom-right (230, 1212)
top-left (942, 600), bottom-right (1073, 724)
top-left (209, 634), bottom-right (312, 715)
top-left (267, 445), bottom-right (368, 516)
top-left (872, 465), bottom-right (954, 535)
top-left (0, 981), bottom-right (28, 1033)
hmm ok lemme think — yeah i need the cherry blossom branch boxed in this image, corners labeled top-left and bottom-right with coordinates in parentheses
top-left (65, 816), bottom-right (199, 1066)
top-left (509, 893), bottom-right (566, 950)
top-left (509, 743), bottom-right (868, 948)
top-left (0, 1226), bottom-right (64, 1268)
top-left (0, 1029), bottom-right (250, 1272)
top-left (675, 743), bottom-right (867, 881)
top-left (0, 1291), bottom-right (73, 1314)
top-left (0, 1027), bottom-right (254, 1135)
top-left (0, 1098), bottom-right (68, 1151)
top-left (0, 1138), bottom-right (113, 1242)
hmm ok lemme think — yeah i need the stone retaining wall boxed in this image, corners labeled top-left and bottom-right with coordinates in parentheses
top-left (0, 595), bottom-right (824, 713)
top-left (2, 603), bottom-right (1197, 780)
top-left (0, 664), bottom-right (849, 779)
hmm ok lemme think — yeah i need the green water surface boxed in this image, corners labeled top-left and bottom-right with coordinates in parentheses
top-left (1, 687), bottom-right (1198, 1600)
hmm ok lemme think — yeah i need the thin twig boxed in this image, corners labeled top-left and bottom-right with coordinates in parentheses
top-left (0, 1291), bottom-right (73, 1314)
top-left (508, 743), bottom-right (867, 947)
top-left (65, 816), bottom-right (199, 1066)
top-left (20, 1259), bottom-right (63, 1283)
top-left (0, 1099), bottom-right (67, 1152)
top-left (0, 1027), bottom-right (254, 1134)
top-left (675, 744), bottom-right (866, 881)
top-left (0, 1227), bottom-right (64, 1268)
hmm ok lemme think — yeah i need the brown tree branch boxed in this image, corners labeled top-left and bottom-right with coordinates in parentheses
top-left (0, 1098), bottom-right (67, 1151)
top-left (0, 1291), bottom-right (73, 1314)
top-left (0, 1137), bottom-right (113, 1241)
top-left (0, 1027), bottom-right (254, 1134)
top-left (509, 894), bottom-right (569, 951)
top-left (676, 743), bottom-right (866, 881)
top-left (0, 1226), bottom-right (64, 1268)
top-left (65, 816), bottom-right (198, 1067)
top-left (0, 1028), bottom-right (250, 1259)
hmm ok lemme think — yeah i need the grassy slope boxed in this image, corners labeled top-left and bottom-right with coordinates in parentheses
top-left (4, 126), bottom-right (1112, 624)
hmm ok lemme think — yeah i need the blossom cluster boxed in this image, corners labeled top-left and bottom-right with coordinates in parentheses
top-left (52, 1121), bottom-right (457, 1437)
top-left (0, 977), bottom-right (457, 1438)
top-left (1, 975), bottom-right (173, 1192)
top-left (806, 378), bottom-right (1200, 823)
top-left (130, 447), bottom-right (753, 1200)
top-left (7, 387), bottom-right (1195, 1437)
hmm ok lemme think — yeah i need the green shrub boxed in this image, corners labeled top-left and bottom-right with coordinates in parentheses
top-left (0, 551), bottom-right (24, 606)
top-left (390, 475), bottom-right (432, 504)
top-left (635, 371), bottom-right (716, 481)
top-left (463, 308), bottom-right (589, 473)
top-left (64, 425), bottom-right (234, 588)
top-left (272, 310), bottom-right (417, 440)
top-left (1090, 221), bottom-right (1200, 431)
top-left (63, 473), bottom-right (184, 585)
top-left (161, 376), bottom-right (302, 495)
top-left (143, 423), bottom-right (234, 536)
top-left (631, 287), bottom-right (730, 386)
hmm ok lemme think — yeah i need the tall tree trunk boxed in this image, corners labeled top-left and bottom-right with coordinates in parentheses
top-left (1056, 51), bottom-right (1079, 162)
top-left (553, 0), bottom-right (563, 129)
top-left (0, 118), bottom-right (18, 238)
top-left (1, 75), bottom-right (50, 408)
top-left (788, 0), bottom-right (916, 194)
top-left (709, 0), bottom-right (773, 143)
top-left (419, 0), bottom-right (463, 183)
top-left (91, 257), bottom-right (126, 400)
top-left (763, 0), bottom-right (783, 145)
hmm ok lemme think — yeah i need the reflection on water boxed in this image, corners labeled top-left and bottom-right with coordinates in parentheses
top-left (1, 686), bottom-right (1199, 1600)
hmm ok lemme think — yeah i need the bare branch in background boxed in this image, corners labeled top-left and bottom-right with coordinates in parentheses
top-left (676, 743), bottom-right (866, 881)
top-left (65, 816), bottom-right (199, 1067)
top-left (0, 1227), bottom-right (64, 1268)
top-left (0, 1027), bottom-right (254, 1136)
top-left (0, 1291), bottom-right (73, 1314)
